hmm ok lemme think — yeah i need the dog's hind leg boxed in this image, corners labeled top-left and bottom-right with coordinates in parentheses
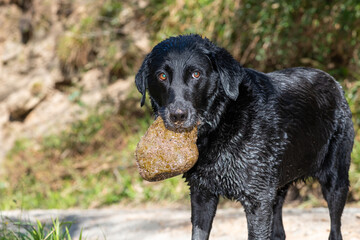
top-left (319, 176), bottom-right (348, 240)
top-left (317, 130), bottom-right (353, 240)
top-left (270, 184), bottom-right (289, 240)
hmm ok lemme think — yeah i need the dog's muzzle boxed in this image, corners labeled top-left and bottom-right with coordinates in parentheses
top-left (165, 101), bottom-right (197, 131)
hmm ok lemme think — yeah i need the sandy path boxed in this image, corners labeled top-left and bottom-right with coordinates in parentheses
top-left (2, 207), bottom-right (360, 240)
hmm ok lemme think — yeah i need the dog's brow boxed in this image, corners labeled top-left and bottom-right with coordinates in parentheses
top-left (185, 51), bottom-right (196, 63)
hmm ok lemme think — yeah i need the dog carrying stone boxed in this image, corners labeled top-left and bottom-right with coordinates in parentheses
top-left (135, 34), bottom-right (354, 240)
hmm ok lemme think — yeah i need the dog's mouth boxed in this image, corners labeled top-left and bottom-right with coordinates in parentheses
top-left (163, 116), bottom-right (198, 132)
top-left (160, 107), bottom-right (198, 133)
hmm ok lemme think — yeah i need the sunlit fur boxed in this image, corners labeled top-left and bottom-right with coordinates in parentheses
top-left (135, 34), bottom-right (355, 240)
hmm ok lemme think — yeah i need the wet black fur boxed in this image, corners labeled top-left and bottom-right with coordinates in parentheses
top-left (135, 34), bottom-right (355, 240)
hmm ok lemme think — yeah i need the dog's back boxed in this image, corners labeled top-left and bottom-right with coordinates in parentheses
top-left (265, 67), bottom-right (354, 186)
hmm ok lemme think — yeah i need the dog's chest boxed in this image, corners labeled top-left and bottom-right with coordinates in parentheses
top-left (186, 139), bottom-right (278, 200)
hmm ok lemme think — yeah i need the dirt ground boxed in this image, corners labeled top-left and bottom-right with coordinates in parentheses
top-left (2, 206), bottom-right (360, 240)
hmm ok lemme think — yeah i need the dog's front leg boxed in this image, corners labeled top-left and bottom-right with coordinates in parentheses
top-left (190, 186), bottom-right (219, 240)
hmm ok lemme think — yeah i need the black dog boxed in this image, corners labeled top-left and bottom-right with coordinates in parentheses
top-left (135, 34), bottom-right (354, 240)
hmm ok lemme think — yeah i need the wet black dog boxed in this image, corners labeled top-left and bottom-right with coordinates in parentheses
top-left (135, 34), bottom-right (354, 240)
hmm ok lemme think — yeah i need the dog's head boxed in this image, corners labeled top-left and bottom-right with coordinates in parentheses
top-left (135, 34), bottom-right (244, 131)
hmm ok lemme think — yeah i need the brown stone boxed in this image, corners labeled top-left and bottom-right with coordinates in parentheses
top-left (135, 117), bottom-right (198, 181)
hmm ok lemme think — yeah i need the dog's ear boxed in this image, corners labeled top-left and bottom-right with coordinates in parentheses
top-left (135, 54), bottom-right (151, 106)
top-left (210, 48), bottom-right (244, 101)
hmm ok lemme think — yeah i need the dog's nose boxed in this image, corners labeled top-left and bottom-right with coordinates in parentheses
top-left (170, 108), bottom-right (188, 123)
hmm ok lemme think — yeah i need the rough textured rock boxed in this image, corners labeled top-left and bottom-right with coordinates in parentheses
top-left (22, 92), bottom-right (82, 136)
top-left (0, 0), bottom-right (150, 161)
top-left (80, 69), bottom-right (106, 92)
top-left (135, 117), bottom-right (199, 182)
top-left (105, 77), bottom-right (134, 108)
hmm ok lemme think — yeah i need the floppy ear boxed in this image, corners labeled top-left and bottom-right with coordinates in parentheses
top-left (135, 54), bottom-right (151, 106)
top-left (211, 48), bottom-right (245, 101)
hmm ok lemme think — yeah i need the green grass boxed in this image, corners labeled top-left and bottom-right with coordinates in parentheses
top-left (0, 91), bottom-right (190, 210)
top-left (0, 217), bottom-right (83, 240)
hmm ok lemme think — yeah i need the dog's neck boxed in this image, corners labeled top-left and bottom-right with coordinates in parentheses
top-left (197, 70), bottom-right (274, 146)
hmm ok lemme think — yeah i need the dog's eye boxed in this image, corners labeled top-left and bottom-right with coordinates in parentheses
top-left (192, 71), bottom-right (201, 79)
top-left (158, 72), bottom-right (167, 81)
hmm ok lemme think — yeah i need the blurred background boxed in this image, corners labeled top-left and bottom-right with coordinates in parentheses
top-left (0, 0), bottom-right (359, 210)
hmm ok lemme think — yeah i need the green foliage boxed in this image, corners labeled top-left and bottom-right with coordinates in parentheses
top-left (350, 141), bottom-right (360, 201)
top-left (99, 0), bottom-right (122, 24)
top-left (346, 80), bottom-right (360, 201)
top-left (146, 0), bottom-right (360, 79)
top-left (346, 81), bottom-right (360, 130)
top-left (0, 218), bottom-right (83, 240)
